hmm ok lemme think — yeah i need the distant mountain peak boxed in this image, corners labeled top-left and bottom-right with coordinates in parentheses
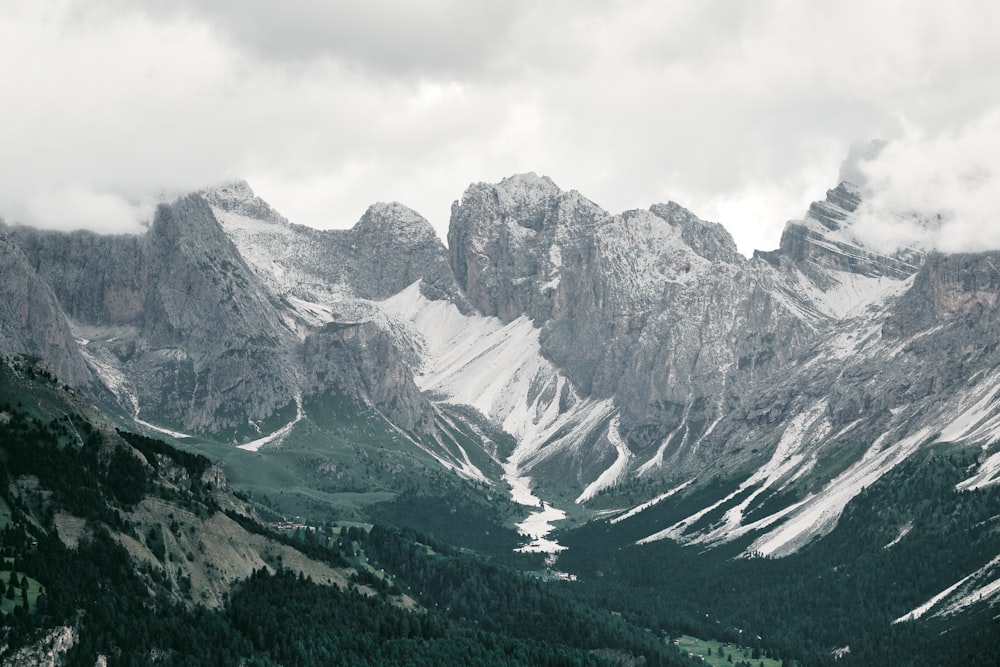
top-left (755, 181), bottom-right (919, 282)
top-left (355, 201), bottom-right (438, 242)
top-left (648, 202), bottom-right (742, 265)
top-left (200, 180), bottom-right (289, 227)
top-left (495, 172), bottom-right (561, 200)
top-left (804, 181), bottom-right (863, 232)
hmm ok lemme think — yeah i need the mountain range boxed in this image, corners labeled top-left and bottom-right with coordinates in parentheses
top-left (1, 170), bottom-right (999, 664)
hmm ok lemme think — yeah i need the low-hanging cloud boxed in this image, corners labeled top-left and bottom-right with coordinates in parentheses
top-left (849, 111), bottom-right (1000, 254)
top-left (2, 1), bottom-right (1000, 255)
top-left (10, 187), bottom-right (157, 235)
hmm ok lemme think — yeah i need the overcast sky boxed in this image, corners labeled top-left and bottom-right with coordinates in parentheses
top-left (2, 1), bottom-right (999, 255)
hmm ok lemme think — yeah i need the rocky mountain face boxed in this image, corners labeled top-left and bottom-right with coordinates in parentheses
top-left (1, 173), bottom-right (999, 583)
top-left (8, 196), bottom-right (299, 439)
top-left (300, 320), bottom-right (432, 432)
top-left (447, 174), bottom-right (819, 478)
top-left (411, 173), bottom-right (1000, 574)
top-left (203, 180), bottom-right (464, 305)
top-left (4, 193), bottom-right (438, 442)
top-left (0, 231), bottom-right (93, 388)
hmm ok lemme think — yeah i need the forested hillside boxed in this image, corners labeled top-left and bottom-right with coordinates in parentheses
top-left (0, 356), bottom-right (695, 665)
top-left (557, 447), bottom-right (1000, 666)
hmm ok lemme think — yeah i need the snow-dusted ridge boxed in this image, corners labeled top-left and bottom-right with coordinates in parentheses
top-left (627, 360), bottom-right (1000, 558)
top-left (610, 478), bottom-right (695, 525)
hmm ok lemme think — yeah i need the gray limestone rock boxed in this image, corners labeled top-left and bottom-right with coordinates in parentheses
top-left (10, 196), bottom-right (299, 439)
top-left (447, 174), bottom-right (815, 458)
top-left (755, 182), bottom-right (920, 285)
top-left (205, 181), bottom-right (464, 305)
top-left (0, 231), bottom-right (93, 387)
top-left (301, 321), bottom-right (434, 433)
top-left (3, 191), bottom-right (439, 444)
top-left (883, 251), bottom-right (1000, 339)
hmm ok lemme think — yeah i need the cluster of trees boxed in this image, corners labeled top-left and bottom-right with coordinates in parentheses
top-left (227, 567), bottom-right (610, 666)
top-left (362, 524), bottom-right (691, 666)
top-left (0, 407), bottom-right (143, 531)
top-left (369, 484), bottom-right (534, 565)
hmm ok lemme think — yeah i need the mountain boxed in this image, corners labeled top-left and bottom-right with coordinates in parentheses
top-left (1, 171), bottom-right (999, 663)
top-left (446, 174), bottom-right (818, 489)
top-left (203, 179), bottom-right (465, 305)
top-left (6, 196), bottom-right (300, 440)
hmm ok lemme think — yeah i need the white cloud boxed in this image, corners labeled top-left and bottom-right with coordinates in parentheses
top-left (1, 1), bottom-right (998, 256)
top-left (851, 111), bottom-right (1000, 253)
top-left (14, 187), bottom-right (155, 235)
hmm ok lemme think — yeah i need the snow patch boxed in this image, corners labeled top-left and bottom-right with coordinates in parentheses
top-left (549, 243), bottom-right (562, 269)
top-left (286, 296), bottom-right (336, 327)
top-left (639, 401), bottom-right (829, 547)
top-left (541, 244), bottom-right (562, 291)
top-left (430, 410), bottom-right (489, 483)
top-left (940, 376), bottom-right (1000, 444)
top-left (505, 469), bottom-right (542, 507)
top-left (382, 281), bottom-right (615, 479)
top-left (515, 503), bottom-right (568, 553)
top-left (767, 265), bottom-right (913, 328)
top-left (212, 207), bottom-right (296, 287)
top-left (79, 347), bottom-right (136, 412)
top-left (894, 555), bottom-right (1000, 623)
top-left (133, 417), bottom-right (194, 440)
top-left (237, 393), bottom-right (303, 452)
top-left (505, 468), bottom-right (567, 553)
top-left (638, 401), bottom-right (692, 475)
top-left (576, 415), bottom-right (632, 503)
top-left (958, 449), bottom-right (1000, 491)
top-left (610, 478), bottom-right (695, 525)
top-left (883, 522), bottom-right (913, 550)
top-left (936, 556), bottom-right (1000, 617)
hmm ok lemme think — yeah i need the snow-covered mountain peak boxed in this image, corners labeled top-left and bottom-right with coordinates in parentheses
top-left (598, 209), bottom-right (717, 291)
top-left (750, 181), bottom-right (923, 324)
top-left (803, 181), bottom-right (862, 233)
top-left (452, 173), bottom-right (577, 236)
top-left (495, 172), bottom-right (562, 207)
top-left (765, 181), bottom-right (920, 279)
top-left (648, 202), bottom-right (743, 265)
top-left (200, 180), bottom-right (290, 227)
top-left (355, 201), bottom-right (439, 243)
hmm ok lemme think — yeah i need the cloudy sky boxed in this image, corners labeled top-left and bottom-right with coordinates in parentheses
top-left (2, 1), bottom-right (999, 255)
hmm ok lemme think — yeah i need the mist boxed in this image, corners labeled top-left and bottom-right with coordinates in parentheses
top-left (849, 112), bottom-right (1000, 254)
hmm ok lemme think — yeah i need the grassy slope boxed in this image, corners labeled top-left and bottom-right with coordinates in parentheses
top-left (676, 635), bottom-right (782, 667)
